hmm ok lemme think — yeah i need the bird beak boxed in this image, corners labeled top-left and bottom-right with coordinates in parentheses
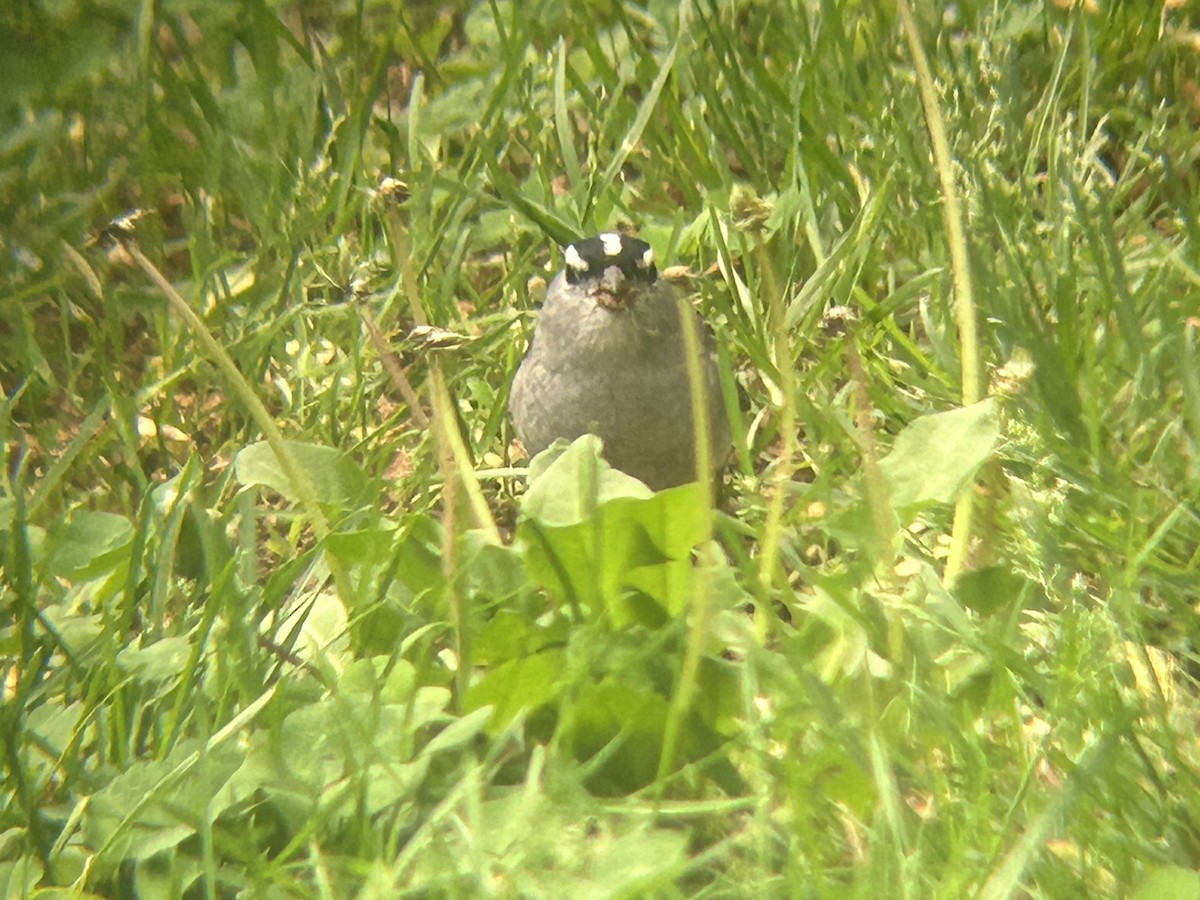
top-left (595, 265), bottom-right (634, 311)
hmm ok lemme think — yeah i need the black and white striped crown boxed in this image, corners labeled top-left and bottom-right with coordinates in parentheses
top-left (563, 233), bottom-right (657, 285)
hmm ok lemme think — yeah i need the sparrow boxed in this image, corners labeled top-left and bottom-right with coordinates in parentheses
top-left (509, 233), bottom-right (729, 490)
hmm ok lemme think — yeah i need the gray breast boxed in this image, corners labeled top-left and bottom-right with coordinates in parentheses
top-left (510, 273), bottom-right (729, 490)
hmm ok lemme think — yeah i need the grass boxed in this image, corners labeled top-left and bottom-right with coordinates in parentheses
top-left (3, 0), bottom-right (1200, 896)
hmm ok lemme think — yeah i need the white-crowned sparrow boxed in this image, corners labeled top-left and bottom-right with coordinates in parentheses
top-left (509, 233), bottom-right (729, 490)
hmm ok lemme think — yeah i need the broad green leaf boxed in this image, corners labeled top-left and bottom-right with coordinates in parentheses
top-left (517, 436), bottom-right (714, 625)
top-left (41, 606), bottom-right (105, 655)
top-left (118, 635), bottom-right (194, 683)
top-left (45, 510), bottom-right (133, 580)
top-left (394, 514), bottom-right (445, 595)
top-left (364, 757), bottom-right (432, 816)
top-left (276, 702), bottom-right (364, 792)
top-left (27, 700), bottom-right (86, 764)
top-left (587, 827), bottom-right (688, 895)
top-left (421, 706), bottom-right (493, 756)
top-left (473, 609), bottom-right (568, 665)
top-left (339, 657), bottom-right (417, 705)
top-left (880, 399), bottom-right (1000, 514)
top-left (564, 679), bottom-right (683, 793)
top-left (0, 857), bottom-right (41, 898)
top-left (234, 440), bottom-right (367, 505)
top-left (325, 523), bottom-right (398, 567)
top-left (521, 435), bottom-right (651, 527)
top-left (1131, 867), bottom-right (1200, 900)
top-left (461, 530), bottom-right (527, 599)
top-left (84, 742), bottom-right (243, 868)
top-left (134, 854), bottom-right (205, 900)
top-left (465, 649), bottom-right (568, 731)
top-left (279, 588), bottom-right (350, 670)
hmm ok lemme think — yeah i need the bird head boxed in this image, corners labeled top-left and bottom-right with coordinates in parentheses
top-left (563, 233), bottom-right (657, 311)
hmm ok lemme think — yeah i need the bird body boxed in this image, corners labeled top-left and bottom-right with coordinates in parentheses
top-left (509, 234), bottom-right (729, 490)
